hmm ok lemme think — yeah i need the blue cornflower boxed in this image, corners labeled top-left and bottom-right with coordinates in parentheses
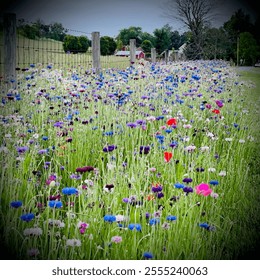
top-left (103, 131), bottom-right (114, 136)
top-left (104, 215), bottom-right (116, 223)
top-left (149, 218), bottom-right (160, 226)
top-left (62, 187), bottom-right (78, 195)
top-left (174, 183), bottom-right (185, 189)
top-left (143, 252), bottom-right (153, 259)
top-left (10, 201), bottom-right (22, 208)
top-left (48, 201), bottom-right (63, 208)
top-left (42, 136), bottom-right (48, 141)
top-left (199, 222), bottom-right (209, 229)
top-left (209, 180), bottom-right (219, 186)
top-left (128, 223), bottom-right (142, 231)
top-left (20, 213), bottom-right (35, 222)
top-left (166, 215), bottom-right (177, 222)
top-left (155, 135), bottom-right (165, 144)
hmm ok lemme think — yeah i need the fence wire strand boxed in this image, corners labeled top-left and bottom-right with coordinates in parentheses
top-left (0, 16), bottom-right (130, 78)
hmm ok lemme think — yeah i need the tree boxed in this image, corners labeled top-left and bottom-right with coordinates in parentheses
top-left (153, 25), bottom-right (172, 54)
top-left (223, 9), bottom-right (256, 62)
top-left (79, 36), bottom-right (90, 52)
top-left (141, 32), bottom-right (156, 46)
top-left (63, 35), bottom-right (90, 53)
top-left (203, 27), bottom-right (230, 60)
top-left (164, 0), bottom-right (215, 59)
top-left (224, 9), bottom-right (254, 37)
top-left (141, 40), bottom-right (153, 54)
top-left (171, 30), bottom-right (186, 50)
top-left (17, 19), bottom-right (67, 41)
top-left (100, 36), bottom-right (117, 55)
top-left (48, 22), bottom-right (67, 41)
top-left (116, 39), bottom-right (123, 50)
top-left (116, 26), bottom-right (143, 47)
top-left (239, 32), bottom-right (260, 65)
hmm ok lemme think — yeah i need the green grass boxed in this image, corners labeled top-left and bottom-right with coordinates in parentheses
top-left (0, 62), bottom-right (259, 260)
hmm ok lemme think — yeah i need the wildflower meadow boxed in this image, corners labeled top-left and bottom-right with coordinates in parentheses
top-left (0, 60), bottom-right (259, 260)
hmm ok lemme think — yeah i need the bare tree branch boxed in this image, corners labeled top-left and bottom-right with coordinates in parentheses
top-left (162, 0), bottom-right (217, 59)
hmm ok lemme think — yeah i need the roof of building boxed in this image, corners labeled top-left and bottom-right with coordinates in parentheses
top-left (115, 50), bottom-right (144, 56)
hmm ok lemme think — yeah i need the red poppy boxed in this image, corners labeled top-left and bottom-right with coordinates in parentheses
top-left (212, 109), bottom-right (220, 114)
top-left (166, 118), bottom-right (177, 126)
top-left (164, 151), bottom-right (173, 163)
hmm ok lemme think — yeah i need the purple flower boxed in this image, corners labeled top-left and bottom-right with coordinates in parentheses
top-left (16, 146), bottom-right (29, 154)
top-left (140, 145), bottom-right (150, 155)
top-left (122, 198), bottom-right (130, 203)
top-left (38, 149), bottom-right (48, 154)
top-left (182, 178), bottom-right (193, 183)
top-left (53, 121), bottom-right (64, 128)
top-left (151, 184), bottom-right (163, 193)
top-left (183, 186), bottom-right (193, 194)
top-left (103, 145), bottom-right (117, 152)
top-left (157, 192), bottom-right (164, 199)
top-left (126, 122), bottom-right (137, 128)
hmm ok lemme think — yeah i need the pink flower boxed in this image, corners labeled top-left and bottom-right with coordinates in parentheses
top-left (111, 236), bottom-right (122, 243)
top-left (195, 183), bottom-right (213, 196)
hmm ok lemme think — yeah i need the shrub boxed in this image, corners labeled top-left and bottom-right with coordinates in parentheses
top-left (63, 35), bottom-right (90, 53)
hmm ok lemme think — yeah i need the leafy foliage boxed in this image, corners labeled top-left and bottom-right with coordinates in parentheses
top-left (100, 36), bottom-right (117, 56)
top-left (239, 32), bottom-right (260, 65)
top-left (116, 26), bottom-right (143, 47)
top-left (17, 19), bottom-right (67, 41)
top-left (141, 40), bottom-right (153, 54)
top-left (63, 35), bottom-right (90, 53)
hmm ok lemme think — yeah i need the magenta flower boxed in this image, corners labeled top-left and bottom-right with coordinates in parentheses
top-left (195, 183), bottom-right (213, 196)
top-left (215, 100), bottom-right (223, 108)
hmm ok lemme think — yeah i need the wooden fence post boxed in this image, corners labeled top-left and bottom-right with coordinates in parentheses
top-left (165, 49), bottom-right (169, 64)
top-left (91, 32), bottom-right (101, 74)
top-left (151, 48), bottom-right (156, 63)
top-left (129, 39), bottom-right (136, 65)
top-left (3, 13), bottom-right (17, 84)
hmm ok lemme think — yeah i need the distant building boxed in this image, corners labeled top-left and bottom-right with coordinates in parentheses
top-left (115, 50), bottom-right (145, 59)
top-left (176, 43), bottom-right (187, 61)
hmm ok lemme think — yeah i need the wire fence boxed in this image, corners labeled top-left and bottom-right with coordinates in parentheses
top-left (0, 15), bottom-right (131, 79)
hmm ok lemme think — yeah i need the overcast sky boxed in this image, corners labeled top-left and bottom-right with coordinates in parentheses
top-left (1, 0), bottom-right (259, 38)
